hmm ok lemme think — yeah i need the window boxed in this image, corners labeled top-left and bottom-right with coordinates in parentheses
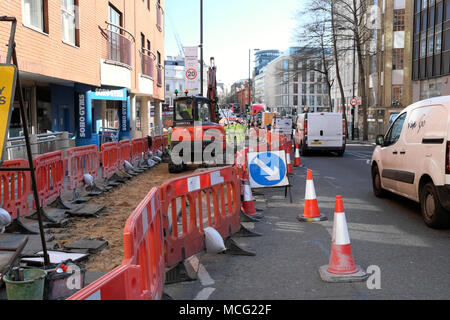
top-left (302, 84), bottom-right (307, 94)
top-left (198, 103), bottom-right (211, 122)
top-left (302, 95), bottom-right (307, 106)
top-left (385, 113), bottom-right (406, 146)
top-left (309, 84), bottom-right (314, 94)
top-left (61, 0), bottom-right (78, 46)
top-left (166, 84), bottom-right (170, 92)
top-left (393, 9), bottom-right (405, 31)
top-left (108, 4), bottom-right (122, 29)
top-left (293, 83), bottom-right (298, 94)
top-left (317, 96), bottom-right (322, 106)
top-left (392, 85), bottom-right (403, 105)
top-left (293, 95), bottom-right (298, 106)
top-left (23, 0), bottom-right (48, 33)
top-left (392, 49), bottom-right (404, 69)
top-left (309, 95), bottom-right (315, 106)
top-left (141, 33), bottom-right (145, 52)
top-left (175, 101), bottom-right (194, 121)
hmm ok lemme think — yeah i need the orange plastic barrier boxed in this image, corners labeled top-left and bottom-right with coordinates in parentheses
top-left (122, 188), bottom-right (165, 300)
top-left (151, 135), bottom-right (163, 154)
top-left (66, 265), bottom-right (143, 300)
top-left (66, 145), bottom-right (100, 190)
top-left (160, 166), bottom-right (241, 268)
top-left (33, 151), bottom-right (65, 207)
top-left (131, 138), bottom-right (144, 165)
top-left (141, 138), bottom-right (149, 156)
top-left (118, 140), bottom-right (132, 170)
top-left (162, 133), bottom-right (169, 150)
top-left (0, 159), bottom-right (31, 220)
top-left (101, 142), bottom-right (119, 180)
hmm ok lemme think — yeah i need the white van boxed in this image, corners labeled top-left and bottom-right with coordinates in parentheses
top-left (371, 96), bottom-right (450, 229)
top-left (294, 112), bottom-right (346, 156)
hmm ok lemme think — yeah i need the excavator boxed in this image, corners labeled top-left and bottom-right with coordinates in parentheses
top-left (168, 57), bottom-right (226, 173)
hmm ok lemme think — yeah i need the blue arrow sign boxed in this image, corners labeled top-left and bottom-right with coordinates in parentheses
top-left (248, 151), bottom-right (288, 187)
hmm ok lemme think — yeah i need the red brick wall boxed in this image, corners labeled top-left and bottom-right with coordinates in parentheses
top-left (0, 0), bottom-right (164, 100)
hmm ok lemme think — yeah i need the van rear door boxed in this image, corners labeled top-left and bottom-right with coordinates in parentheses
top-left (307, 113), bottom-right (343, 148)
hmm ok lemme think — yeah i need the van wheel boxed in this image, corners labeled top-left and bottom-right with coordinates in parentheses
top-left (372, 165), bottom-right (386, 198)
top-left (336, 148), bottom-right (345, 157)
top-left (420, 182), bottom-right (450, 229)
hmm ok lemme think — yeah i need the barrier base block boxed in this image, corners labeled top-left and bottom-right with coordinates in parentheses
top-left (318, 265), bottom-right (368, 283)
top-left (225, 238), bottom-right (256, 256)
top-left (110, 173), bottom-right (127, 183)
top-left (49, 196), bottom-right (73, 210)
top-left (28, 208), bottom-right (58, 223)
top-left (5, 218), bottom-right (39, 235)
top-left (71, 189), bottom-right (89, 204)
top-left (297, 215), bottom-right (328, 222)
top-left (240, 210), bottom-right (264, 223)
top-left (162, 292), bottom-right (175, 300)
top-left (234, 224), bottom-right (262, 238)
top-left (165, 261), bottom-right (197, 285)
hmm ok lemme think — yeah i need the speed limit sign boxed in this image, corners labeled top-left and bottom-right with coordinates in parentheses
top-left (186, 68), bottom-right (197, 80)
top-left (350, 98), bottom-right (358, 106)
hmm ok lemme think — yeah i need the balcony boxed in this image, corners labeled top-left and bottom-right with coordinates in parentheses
top-left (100, 22), bottom-right (135, 89)
top-left (138, 50), bottom-right (155, 95)
top-left (156, 3), bottom-right (163, 32)
top-left (101, 22), bottom-right (135, 67)
top-left (157, 65), bottom-right (163, 87)
top-left (141, 49), bottom-right (155, 78)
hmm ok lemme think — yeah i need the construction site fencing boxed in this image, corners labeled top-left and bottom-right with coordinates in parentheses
top-left (101, 142), bottom-right (120, 180)
top-left (32, 151), bottom-right (65, 208)
top-left (0, 159), bottom-right (31, 220)
top-left (160, 166), bottom-right (241, 268)
top-left (118, 140), bottom-right (132, 170)
top-left (66, 145), bottom-right (101, 191)
top-left (131, 138), bottom-right (145, 166)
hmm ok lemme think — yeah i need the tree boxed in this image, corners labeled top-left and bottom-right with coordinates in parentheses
top-left (295, 0), bottom-right (377, 140)
top-left (281, 8), bottom-right (336, 117)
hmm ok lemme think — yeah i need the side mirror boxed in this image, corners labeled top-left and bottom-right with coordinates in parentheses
top-left (376, 135), bottom-right (384, 146)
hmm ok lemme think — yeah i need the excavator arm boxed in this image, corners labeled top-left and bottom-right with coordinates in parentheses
top-left (207, 57), bottom-right (219, 123)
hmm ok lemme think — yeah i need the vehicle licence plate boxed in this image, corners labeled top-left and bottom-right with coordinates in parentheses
top-left (310, 141), bottom-right (323, 145)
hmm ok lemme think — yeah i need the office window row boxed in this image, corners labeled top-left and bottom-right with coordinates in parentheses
top-left (23, 0), bottom-right (80, 47)
top-left (413, 0), bottom-right (450, 80)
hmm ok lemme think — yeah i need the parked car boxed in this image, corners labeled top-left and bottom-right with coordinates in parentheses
top-left (294, 112), bottom-right (346, 156)
top-left (371, 96), bottom-right (450, 228)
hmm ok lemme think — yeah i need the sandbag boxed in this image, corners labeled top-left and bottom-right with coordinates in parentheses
top-left (204, 227), bottom-right (226, 254)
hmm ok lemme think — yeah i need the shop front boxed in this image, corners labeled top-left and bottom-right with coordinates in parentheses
top-left (75, 86), bottom-right (130, 147)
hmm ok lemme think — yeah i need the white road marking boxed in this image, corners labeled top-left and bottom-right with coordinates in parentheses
top-left (194, 287), bottom-right (216, 300)
top-left (188, 256), bottom-right (215, 286)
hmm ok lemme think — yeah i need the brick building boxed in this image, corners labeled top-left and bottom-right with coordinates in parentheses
top-left (0, 0), bottom-right (165, 146)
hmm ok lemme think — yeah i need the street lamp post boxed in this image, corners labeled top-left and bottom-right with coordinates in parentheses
top-left (248, 48), bottom-right (260, 115)
top-left (200, 0), bottom-right (203, 96)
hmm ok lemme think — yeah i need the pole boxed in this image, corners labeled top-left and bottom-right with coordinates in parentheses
top-left (352, 37), bottom-right (356, 140)
top-left (2, 17), bottom-right (50, 266)
top-left (248, 49), bottom-right (251, 111)
top-left (200, 0), bottom-right (203, 97)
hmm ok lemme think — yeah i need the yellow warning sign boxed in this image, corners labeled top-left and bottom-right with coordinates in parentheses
top-left (0, 64), bottom-right (17, 165)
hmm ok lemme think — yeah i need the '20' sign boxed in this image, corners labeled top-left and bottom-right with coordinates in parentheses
top-left (186, 68), bottom-right (197, 80)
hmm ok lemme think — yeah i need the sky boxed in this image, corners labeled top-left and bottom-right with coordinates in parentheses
top-left (164, 0), bottom-right (304, 88)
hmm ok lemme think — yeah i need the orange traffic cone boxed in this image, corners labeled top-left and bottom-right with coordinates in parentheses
top-left (294, 144), bottom-right (302, 167)
top-left (298, 169), bottom-right (327, 222)
top-left (318, 196), bottom-right (368, 282)
top-left (286, 152), bottom-right (293, 175)
top-left (241, 179), bottom-right (263, 219)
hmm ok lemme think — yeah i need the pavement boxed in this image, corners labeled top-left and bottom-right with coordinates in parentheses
top-left (164, 145), bottom-right (450, 300)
